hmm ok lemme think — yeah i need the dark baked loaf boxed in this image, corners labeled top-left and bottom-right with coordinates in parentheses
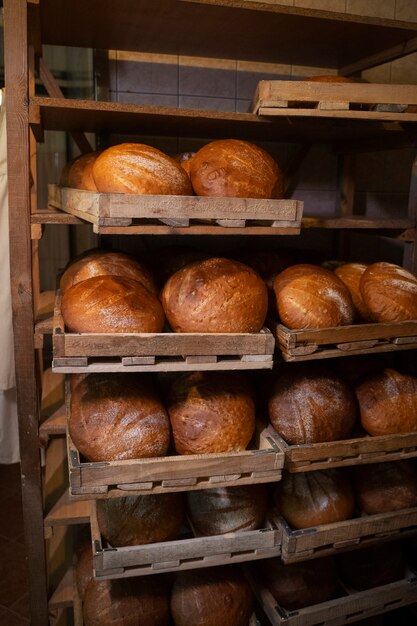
top-left (354, 368), bottom-right (417, 436)
top-left (96, 493), bottom-right (185, 547)
top-left (69, 373), bottom-right (170, 462)
top-left (167, 371), bottom-right (255, 455)
top-left (187, 484), bottom-right (267, 536)
top-left (337, 543), bottom-right (406, 591)
top-left (353, 460), bottom-right (417, 514)
top-left (273, 469), bottom-right (355, 529)
top-left (268, 364), bottom-right (357, 444)
top-left (189, 139), bottom-right (284, 198)
top-left (61, 275), bottom-right (165, 333)
top-left (161, 257), bottom-right (268, 333)
top-left (170, 566), bottom-right (253, 626)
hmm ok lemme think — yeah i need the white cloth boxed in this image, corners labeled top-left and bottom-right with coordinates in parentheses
top-left (0, 388), bottom-right (19, 464)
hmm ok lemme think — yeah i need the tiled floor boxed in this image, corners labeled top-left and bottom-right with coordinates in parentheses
top-left (0, 463), bottom-right (30, 625)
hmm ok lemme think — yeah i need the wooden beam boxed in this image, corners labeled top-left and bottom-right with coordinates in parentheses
top-left (403, 151), bottom-right (417, 274)
top-left (340, 35), bottom-right (417, 76)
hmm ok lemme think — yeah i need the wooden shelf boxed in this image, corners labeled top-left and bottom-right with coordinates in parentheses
top-left (36, 0), bottom-right (417, 73)
top-left (48, 568), bottom-right (74, 610)
top-left (44, 490), bottom-right (91, 537)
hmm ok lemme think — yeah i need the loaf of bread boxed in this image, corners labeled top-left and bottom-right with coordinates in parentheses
top-left (167, 371), bottom-right (255, 455)
top-left (60, 151), bottom-right (101, 191)
top-left (61, 275), bottom-right (165, 333)
top-left (69, 373), bottom-right (170, 462)
top-left (59, 249), bottom-right (157, 295)
top-left (359, 262), bottom-right (417, 323)
top-left (170, 567), bottom-right (253, 626)
top-left (92, 143), bottom-right (193, 195)
top-left (273, 469), bottom-right (355, 529)
top-left (334, 263), bottom-right (371, 321)
top-left (187, 484), bottom-right (267, 536)
top-left (353, 461), bottom-right (417, 514)
top-left (96, 493), bottom-right (185, 547)
top-left (173, 151), bottom-right (196, 177)
top-left (75, 543), bottom-right (94, 601)
top-left (263, 556), bottom-right (338, 610)
top-left (268, 364), bottom-right (357, 444)
top-left (354, 368), bottom-right (417, 436)
top-left (161, 257), bottom-right (268, 333)
top-left (337, 543), bottom-right (405, 591)
top-left (189, 139), bottom-right (284, 198)
top-left (273, 264), bottom-right (355, 329)
top-left (83, 577), bottom-right (171, 626)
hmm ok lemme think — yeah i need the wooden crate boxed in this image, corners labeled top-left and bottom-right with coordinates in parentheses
top-left (246, 566), bottom-right (417, 626)
top-left (274, 320), bottom-right (417, 362)
top-left (53, 292), bottom-right (275, 373)
top-left (48, 184), bottom-right (304, 235)
top-left (270, 429), bottom-right (417, 473)
top-left (252, 80), bottom-right (417, 121)
top-left (90, 500), bottom-right (280, 579)
top-left (275, 509), bottom-right (417, 564)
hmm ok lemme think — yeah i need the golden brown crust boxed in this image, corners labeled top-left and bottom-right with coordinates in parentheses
top-left (161, 257), bottom-right (268, 333)
top-left (69, 373), bottom-right (170, 462)
top-left (167, 372), bottom-right (255, 455)
top-left (60, 151), bottom-right (101, 191)
top-left (273, 263), bottom-right (355, 329)
top-left (92, 143), bottom-right (193, 195)
top-left (354, 368), bottom-right (417, 436)
top-left (268, 364), bottom-right (357, 444)
top-left (334, 263), bottom-right (371, 321)
top-left (359, 261), bottom-right (417, 322)
top-left (59, 249), bottom-right (157, 295)
top-left (353, 461), bottom-right (417, 515)
top-left (303, 75), bottom-right (355, 82)
top-left (61, 275), bottom-right (165, 333)
top-left (273, 469), bottom-right (355, 529)
top-left (189, 139), bottom-right (284, 198)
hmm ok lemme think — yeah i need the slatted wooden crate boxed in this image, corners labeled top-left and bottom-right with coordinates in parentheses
top-left (273, 320), bottom-right (417, 362)
top-left (48, 184), bottom-right (303, 235)
top-left (52, 292), bottom-right (275, 372)
top-left (90, 500), bottom-right (280, 579)
top-left (252, 80), bottom-right (417, 121)
top-left (269, 429), bottom-right (417, 473)
top-left (275, 509), bottom-right (417, 564)
top-left (246, 566), bottom-right (417, 626)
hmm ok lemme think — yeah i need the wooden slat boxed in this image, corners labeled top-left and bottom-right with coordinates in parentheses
top-left (44, 490), bottom-right (91, 536)
top-left (39, 405), bottom-right (66, 447)
top-left (49, 567), bottom-right (73, 610)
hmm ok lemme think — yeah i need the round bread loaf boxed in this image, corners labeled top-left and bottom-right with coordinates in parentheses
top-left (359, 262), bottom-right (417, 322)
top-left (189, 139), bottom-right (284, 198)
top-left (268, 364), bottom-right (357, 445)
top-left (334, 263), bottom-right (371, 321)
top-left (96, 493), bottom-right (185, 547)
top-left (60, 151), bottom-right (101, 191)
top-left (187, 484), bottom-right (267, 536)
top-left (273, 264), bottom-right (355, 329)
top-left (161, 257), bottom-right (268, 333)
top-left (337, 543), bottom-right (405, 591)
top-left (167, 371), bottom-right (255, 455)
top-left (273, 469), bottom-right (355, 529)
top-left (61, 275), bottom-right (165, 333)
top-left (92, 143), bottom-right (192, 195)
top-left (75, 543), bottom-right (94, 601)
top-left (263, 556), bottom-right (338, 610)
top-left (59, 249), bottom-right (157, 295)
top-left (170, 567), bottom-right (253, 626)
top-left (69, 373), bottom-right (170, 462)
top-left (353, 461), bottom-right (417, 515)
top-left (83, 577), bottom-right (170, 626)
top-left (354, 368), bottom-right (417, 436)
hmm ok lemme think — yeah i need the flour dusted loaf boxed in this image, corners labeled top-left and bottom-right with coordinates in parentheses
top-left (354, 367), bottom-right (417, 436)
top-left (96, 493), bottom-right (185, 547)
top-left (268, 363), bottom-right (357, 444)
top-left (69, 373), bottom-right (170, 462)
top-left (273, 264), bottom-right (355, 329)
top-left (161, 257), bottom-right (268, 333)
top-left (334, 263), bottom-right (371, 321)
top-left (273, 469), bottom-right (355, 529)
top-left (61, 275), bottom-right (165, 333)
top-left (83, 577), bottom-right (171, 626)
top-left (59, 249), bottom-right (157, 295)
top-left (167, 371), bottom-right (255, 455)
top-left (60, 150), bottom-right (100, 191)
top-left (170, 566), bottom-right (253, 626)
top-left (92, 143), bottom-right (193, 195)
top-left (187, 484), bottom-right (267, 536)
top-left (189, 138), bottom-right (284, 198)
top-left (353, 460), bottom-right (417, 515)
top-left (359, 262), bottom-right (417, 322)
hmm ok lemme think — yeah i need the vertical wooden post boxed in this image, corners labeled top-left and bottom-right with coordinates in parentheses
top-left (335, 153), bottom-right (356, 260)
top-left (4, 1), bottom-right (49, 624)
top-left (403, 151), bottom-right (417, 274)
